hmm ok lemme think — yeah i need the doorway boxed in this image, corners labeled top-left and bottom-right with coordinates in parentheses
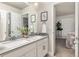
top-left (55, 2), bottom-right (75, 57)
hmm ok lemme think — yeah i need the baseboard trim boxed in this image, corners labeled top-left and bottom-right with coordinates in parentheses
top-left (48, 52), bottom-right (55, 57)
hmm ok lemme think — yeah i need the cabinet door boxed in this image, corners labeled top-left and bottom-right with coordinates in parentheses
top-left (0, 55), bottom-right (2, 57)
top-left (23, 48), bottom-right (36, 57)
top-left (37, 38), bottom-right (48, 57)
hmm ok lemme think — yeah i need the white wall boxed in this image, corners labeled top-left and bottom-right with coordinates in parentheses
top-left (57, 15), bottom-right (75, 38)
top-left (0, 10), bottom-right (7, 41)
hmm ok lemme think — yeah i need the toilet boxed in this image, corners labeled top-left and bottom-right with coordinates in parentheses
top-left (66, 32), bottom-right (75, 49)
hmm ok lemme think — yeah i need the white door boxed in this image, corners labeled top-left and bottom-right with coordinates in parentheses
top-left (75, 2), bottom-right (79, 57)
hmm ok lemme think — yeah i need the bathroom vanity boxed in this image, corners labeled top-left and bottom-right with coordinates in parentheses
top-left (0, 35), bottom-right (48, 57)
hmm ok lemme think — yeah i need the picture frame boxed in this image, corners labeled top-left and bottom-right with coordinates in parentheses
top-left (41, 11), bottom-right (48, 21)
top-left (31, 15), bottom-right (36, 23)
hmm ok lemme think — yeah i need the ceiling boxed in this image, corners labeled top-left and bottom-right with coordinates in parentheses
top-left (2, 2), bottom-right (29, 9)
top-left (55, 2), bottom-right (75, 16)
top-left (2, 2), bottom-right (75, 16)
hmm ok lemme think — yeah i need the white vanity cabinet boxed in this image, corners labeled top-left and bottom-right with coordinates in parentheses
top-left (0, 37), bottom-right (48, 57)
top-left (36, 38), bottom-right (48, 57)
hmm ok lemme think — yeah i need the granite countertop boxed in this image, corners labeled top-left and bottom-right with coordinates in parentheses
top-left (0, 35), bottom-right (48, 55)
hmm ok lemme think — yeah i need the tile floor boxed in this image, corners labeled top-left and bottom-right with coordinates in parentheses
top-left (55, 39), bottom-right (75, 57)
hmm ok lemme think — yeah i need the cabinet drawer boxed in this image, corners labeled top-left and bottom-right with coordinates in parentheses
top-left (2, 43), bottom-right (36, 57)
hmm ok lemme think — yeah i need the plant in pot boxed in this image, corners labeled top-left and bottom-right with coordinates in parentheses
top-left (56, 21), bottom-right (63, 37)
top-left (17, 27), bottom-right (30, 38)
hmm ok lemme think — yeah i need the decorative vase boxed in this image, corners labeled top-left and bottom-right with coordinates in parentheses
top-left (22, 33), bottom-right (28, 38)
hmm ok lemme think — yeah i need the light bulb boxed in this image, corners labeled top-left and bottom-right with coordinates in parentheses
top-left (34, 3), bottom-right (38, 6)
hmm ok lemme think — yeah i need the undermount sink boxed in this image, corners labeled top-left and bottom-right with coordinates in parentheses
top-left (0, 36), bottom-right (44, 50)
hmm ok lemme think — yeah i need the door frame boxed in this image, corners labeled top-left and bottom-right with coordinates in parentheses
top-left (75, 2), bottom-right (79, 57)
top-left (53, 2), bottom-right (64, 56)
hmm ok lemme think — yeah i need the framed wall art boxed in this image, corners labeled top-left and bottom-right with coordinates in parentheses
top-left (41, 11), bottom-right (48, 21)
